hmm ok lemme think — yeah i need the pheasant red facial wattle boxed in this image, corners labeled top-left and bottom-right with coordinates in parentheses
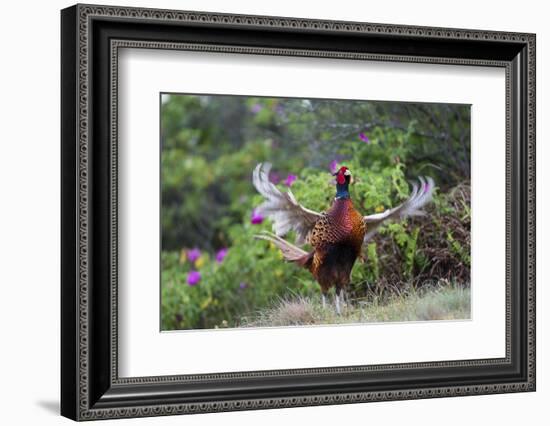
top-left (336, 172), bottom-right (346, 185)
top-left (336, 166), bottom-right (348, 184)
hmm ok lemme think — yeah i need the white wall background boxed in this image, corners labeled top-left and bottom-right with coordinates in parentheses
top-left (0, 0), bottom-right (546, 424)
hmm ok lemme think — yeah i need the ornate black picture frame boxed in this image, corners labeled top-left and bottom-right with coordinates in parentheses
top-left (61, 3), bottom-right (536, 421)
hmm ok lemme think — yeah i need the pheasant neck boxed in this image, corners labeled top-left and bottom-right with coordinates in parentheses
top-left (335, 183), bottom-right (350, 199)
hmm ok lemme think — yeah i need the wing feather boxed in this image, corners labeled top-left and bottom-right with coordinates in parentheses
top-left (363, 177), bottom-right (435, 242)
top-left (252, 163), bottom-right (322, 245)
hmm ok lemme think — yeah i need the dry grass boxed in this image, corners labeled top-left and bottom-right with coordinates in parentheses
top-left (240, 283), bottom-right (470, 327)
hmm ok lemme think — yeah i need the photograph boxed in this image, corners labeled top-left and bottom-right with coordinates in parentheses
top-left (160, 94), bottom-right (472, 331)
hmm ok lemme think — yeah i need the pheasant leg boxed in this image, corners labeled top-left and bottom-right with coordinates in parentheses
top-left (335, 293), bottom-right (341, 315)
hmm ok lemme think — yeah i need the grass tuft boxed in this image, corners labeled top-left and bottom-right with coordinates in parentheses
top-left (240, 283), bottom-right (470, 327)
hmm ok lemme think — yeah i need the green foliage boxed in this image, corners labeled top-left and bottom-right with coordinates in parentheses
top-left (161, 218), bottom-right (322, 330)
top-left (160, 94), bottom-right (471, 330)
top-left (447, 230), bottom-right (471, 266)
top-left (366, 243), bottom-right (379, 281)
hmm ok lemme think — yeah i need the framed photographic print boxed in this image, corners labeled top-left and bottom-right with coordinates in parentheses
top-left (61, 3), bottom-right (536, 421)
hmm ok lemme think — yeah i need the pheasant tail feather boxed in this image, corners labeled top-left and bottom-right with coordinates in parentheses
top-left (254, 231), bottom-right (313, 268)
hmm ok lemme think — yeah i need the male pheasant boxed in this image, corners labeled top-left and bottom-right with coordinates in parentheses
top-left (252, 163), bottom-right (434, 314)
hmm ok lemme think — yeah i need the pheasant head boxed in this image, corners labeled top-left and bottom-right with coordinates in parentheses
top-left (333, 166), bottom-right (352, 199)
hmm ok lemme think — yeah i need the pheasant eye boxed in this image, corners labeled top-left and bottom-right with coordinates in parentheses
top-left (344, 169), bottom-right (351, 176)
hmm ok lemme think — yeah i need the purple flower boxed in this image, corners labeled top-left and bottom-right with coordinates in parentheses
top-left (250, 103), bottom-right (262, 114)
top-left (359, 132), bottom-right (370, 144)
top-left (239, 282), bottom-right (248, 290)
top-left (250, 209), bottom-right (264, 225)
top-left (215, 248), bottom-right (228, 264)
top-left (187, 248), bottom-right (201, 263)
top-left (284, 174), bottom-right (297, 187)
top-left (187, 271), bottom-right (201, 286)
top-left (329, 160), bottom-right (339, 174)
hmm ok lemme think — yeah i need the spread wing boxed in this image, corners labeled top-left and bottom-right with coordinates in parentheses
top-left (252, 163), bottom-right (322, 245)
top-left (363, 177), bottom-right (435, 243)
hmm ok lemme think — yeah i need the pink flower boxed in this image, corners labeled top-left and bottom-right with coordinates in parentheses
top-left (284, 174), bottom-right (297, 187)
top-left (187, 271), bottom-right (201, 286)
top-left (359, 132), bottom-right (370, 144)
top-left (239, 282), bottom-right (248, 290)
top-left (250, 209), bottom-right (264, 225)
top-left (187, 248), bottom-right (201, 263)
top-left (250, 104), bottom-right (262, 114)
top-left (329, 160), bottom-right (339, 174)
top-left (215, 248), bottom-right (228, 264)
